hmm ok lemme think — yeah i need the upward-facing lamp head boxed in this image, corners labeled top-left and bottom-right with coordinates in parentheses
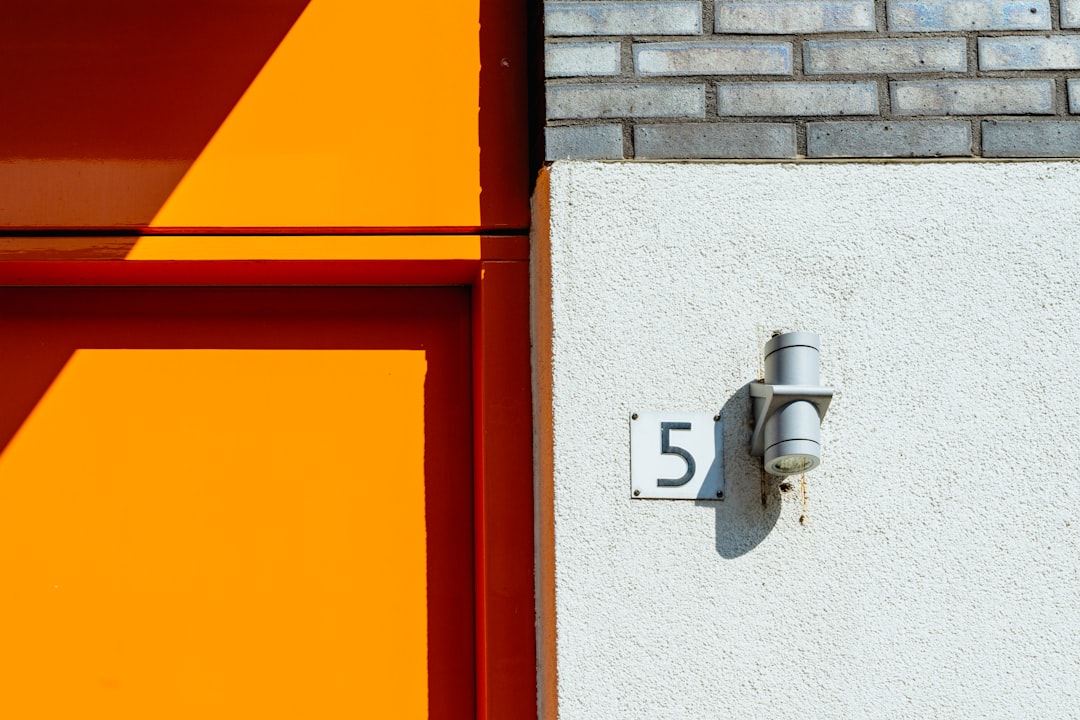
top-left (750, 332), bottom-right (834, 477)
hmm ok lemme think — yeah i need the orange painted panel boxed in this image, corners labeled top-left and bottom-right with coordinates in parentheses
top-left (0, 288), bottom-right (474, 718)
top-left (0, 1), bottom-right (529, 231)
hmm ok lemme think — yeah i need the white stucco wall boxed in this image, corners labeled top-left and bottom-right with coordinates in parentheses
top-left (534, 161), bottom-right (1080, 719)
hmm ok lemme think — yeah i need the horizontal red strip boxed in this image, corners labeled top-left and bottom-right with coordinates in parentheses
top-left (0, 260), bottom-right (482, 287)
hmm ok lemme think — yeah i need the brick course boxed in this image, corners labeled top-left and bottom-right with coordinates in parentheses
top-left (804, 39), bottom-right (967, 74)
top-left (887, 0), bottom-right (1051, 31)
top-left (1065, 0), bottom-right (1080, 28)
top-left (544, 0), bottom-right (1080, 158)
top-left (891, 79), bottom-right (1055, 115)
top-left (635, 123), bottom-right (796, 157)
top-left (546, 2), bottom-right (702, 36)
top-left (548, 84), bottom-right (707, 119)
top-left (979, 37), bottom-right (1080, 70)
top-left (807, 120), bottom-right (972, 157)
top-left (546, 124), bottom-right (625, 160)
top-left (717, 81), bottom-right (879, 116)
top-left (546, 42), bottom-right (622, 77)
top-left (635, 41), bottom-right (793, 76)
top-left (714, 1), bottom-right (875, 34)
top-left (983, 120), bottom-right (1080, 156)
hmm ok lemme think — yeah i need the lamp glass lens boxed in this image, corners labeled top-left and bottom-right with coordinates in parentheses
top-left (771, 454), bottom-right (814, 475)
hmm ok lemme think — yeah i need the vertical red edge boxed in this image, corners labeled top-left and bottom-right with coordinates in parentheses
top-left (473, 260), bottom-right (537, 720)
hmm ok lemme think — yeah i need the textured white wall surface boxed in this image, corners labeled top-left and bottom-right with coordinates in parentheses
top-left (535, 161), bottom-right (1080, 719)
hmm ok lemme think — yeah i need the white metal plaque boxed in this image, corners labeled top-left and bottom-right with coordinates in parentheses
top-left (630, 411), bottom-right (724, 500)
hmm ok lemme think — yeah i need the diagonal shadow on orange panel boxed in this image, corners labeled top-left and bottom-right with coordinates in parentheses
top-left (0, 1), bottom-right (528, 234)
top-left (0, 0), bottom-right (310, 231)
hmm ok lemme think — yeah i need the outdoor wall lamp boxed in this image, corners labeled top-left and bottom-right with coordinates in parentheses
top-left (750, 332), bottom-right (833, 476)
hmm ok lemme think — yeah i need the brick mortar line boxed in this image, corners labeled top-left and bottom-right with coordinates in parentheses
top-left (723, 113), bottom-right (1059, 120)
top-left (879, 76), bottom-right (892, 115)
top-left (702, 0), bottom-right (715, 40)
top-left (971, 112), bottom-right (1080, 117)
top-left (550, 116), bottom-right (1055, 124)
top-left (548, 72), bottom-right (1080, 85)
top-left (1057, 73), bottom-right (1070, 114)
top-left (976, 71), bottom-right (1080, 77)
top-left (548, 158), bottom-right (1080, 165)
top-left (705, 82), bottom-right (719, 117)
top-left (544, 30), bottom-right (1080, 43)
top-left (548, 116), bottom-right (1080, 124)
top-left (620, 37), bottom-right (634, 76)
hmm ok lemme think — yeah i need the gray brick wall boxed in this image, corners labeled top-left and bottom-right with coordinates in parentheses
top-left (545, 0), bottom-right (1080, 159)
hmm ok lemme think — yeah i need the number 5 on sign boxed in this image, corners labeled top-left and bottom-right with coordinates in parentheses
top-left (630, 411), bottom-right (724, 500)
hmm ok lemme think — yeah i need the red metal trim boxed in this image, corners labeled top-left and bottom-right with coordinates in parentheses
top-left (482, 236), bottom-right (530, 261)
top-left (0, 228), bottom-right (526, 239)
top-left (138, 226), bottom-right (528, 235)
top-left (0, 260), bottom-right (479, 286)
top-left (473, 261), bottom-right (538, 720)
top-left (0, 237), bottom-right (526, 275)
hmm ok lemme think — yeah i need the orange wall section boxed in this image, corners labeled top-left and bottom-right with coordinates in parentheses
top-left (0, 0), bottom-right (529, 231)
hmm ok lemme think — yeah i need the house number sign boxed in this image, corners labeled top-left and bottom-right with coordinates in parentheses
top-left (630, 411), bottom-right (724, 500)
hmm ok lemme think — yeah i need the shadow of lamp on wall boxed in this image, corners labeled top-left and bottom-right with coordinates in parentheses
top-left (750, 332), bottom-right (834, 477)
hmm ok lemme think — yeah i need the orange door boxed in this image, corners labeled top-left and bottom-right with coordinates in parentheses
top-left (0, 287), bottom-right (475, 718)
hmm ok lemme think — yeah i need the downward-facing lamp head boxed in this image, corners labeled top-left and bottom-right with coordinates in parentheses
top-left (750, 332), bottom-right (834, 477)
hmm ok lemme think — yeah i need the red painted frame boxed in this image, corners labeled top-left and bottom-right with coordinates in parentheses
top-left (0, 246), bottom-right (537, 720)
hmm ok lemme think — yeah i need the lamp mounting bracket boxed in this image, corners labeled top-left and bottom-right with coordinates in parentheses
top-left (749, 383), bottom-right (834, 457)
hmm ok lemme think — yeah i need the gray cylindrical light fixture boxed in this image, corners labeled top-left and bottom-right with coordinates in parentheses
top-left (749, 331), bottom-right (834, 477)
top-left (762, 332), bottom-right (822, 475)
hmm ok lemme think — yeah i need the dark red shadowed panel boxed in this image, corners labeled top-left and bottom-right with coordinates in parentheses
top-left (0, 0), bottom-right (310, 228)
top-left (479, 0), bottom-right (530, 230)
